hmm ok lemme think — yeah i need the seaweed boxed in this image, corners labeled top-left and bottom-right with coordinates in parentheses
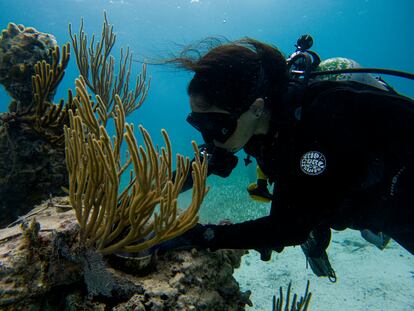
top-left (272, 281), bottom-right (312, 311)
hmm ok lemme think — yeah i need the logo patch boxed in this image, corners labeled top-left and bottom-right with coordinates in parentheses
top-left (300, 151), bottom-right (327, 175)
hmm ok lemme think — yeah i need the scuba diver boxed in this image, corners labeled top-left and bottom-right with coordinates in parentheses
top-left (155, 35), bottom-right (414, 279)
top-left (242, 49), bottom-right (392, 278)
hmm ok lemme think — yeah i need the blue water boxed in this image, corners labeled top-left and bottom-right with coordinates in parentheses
top-left (1, 1), bottom-right (414, 310)
top-left (1, 0), bottom-right (414, 154)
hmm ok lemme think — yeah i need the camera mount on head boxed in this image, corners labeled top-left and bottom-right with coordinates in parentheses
top-left (295, 34), bottom-right (314, 51)
top-left (287, 34), bottom-right (322, 86)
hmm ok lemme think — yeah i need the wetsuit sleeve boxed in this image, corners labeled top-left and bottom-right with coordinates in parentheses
top-left (198, 181), bottom-right (315, 250)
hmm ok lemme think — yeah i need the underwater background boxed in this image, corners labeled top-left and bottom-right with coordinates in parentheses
top-left (1, 0), bottom-right (414, 310)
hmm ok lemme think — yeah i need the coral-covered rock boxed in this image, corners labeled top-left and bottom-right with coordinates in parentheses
top-left (0, 197), bottom-right (251, 311)
top-left (112, 249), bottom-right (251, 311)
top-left (0, 197), bottom-right (82, 309)
top-left (0, 23), bottom-right (66, 227)
top-left (0, 115), bottom-right (68, 227)
top-left (0, 23), bottom-right (57, 109)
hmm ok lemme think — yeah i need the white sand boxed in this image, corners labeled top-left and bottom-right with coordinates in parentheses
top-left (234, 229), bottom-right (414, 311)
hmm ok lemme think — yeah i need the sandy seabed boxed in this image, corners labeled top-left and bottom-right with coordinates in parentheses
top-left (234, 229), bottom-right (414, 311)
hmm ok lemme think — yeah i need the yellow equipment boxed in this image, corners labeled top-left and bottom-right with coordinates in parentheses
top-left (247, 165), bottom-right (273, 203)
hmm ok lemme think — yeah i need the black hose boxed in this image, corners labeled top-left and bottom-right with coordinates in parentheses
top-left (310, 68), bottom-right (414, 80)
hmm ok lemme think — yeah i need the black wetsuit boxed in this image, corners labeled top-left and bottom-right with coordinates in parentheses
top-left (182, 80), bottom-right (414, 255)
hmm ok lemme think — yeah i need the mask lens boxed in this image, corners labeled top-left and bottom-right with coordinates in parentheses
top-left (186, 112), bottom-right (238, 143)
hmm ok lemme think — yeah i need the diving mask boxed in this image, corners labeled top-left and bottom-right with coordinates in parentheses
top-left (186, 112), bottom-right (239, 143)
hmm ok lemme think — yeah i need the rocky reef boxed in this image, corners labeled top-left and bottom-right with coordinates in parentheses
top-left (0, 16), bottom-right (150, 228)
top-left (0, 197), bottom-right (251, 310)
top-left (0, 117), bottom-right (68, 227)
top-left (0, 23), bottom-right (68, 227)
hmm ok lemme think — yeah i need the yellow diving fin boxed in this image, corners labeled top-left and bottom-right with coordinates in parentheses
top-left (247, 166), bottom-right (273, 203)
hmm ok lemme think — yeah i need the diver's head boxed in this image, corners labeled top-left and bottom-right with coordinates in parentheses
top-left (169, 37), bottom-right (289, 152)
top-left (187, 96), bottom-right (268, 152)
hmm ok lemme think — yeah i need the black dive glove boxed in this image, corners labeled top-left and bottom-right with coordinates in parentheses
top-left (155, 223), bottom-right (214, 254)
top-left (153, 222), bottom-right (284, 262)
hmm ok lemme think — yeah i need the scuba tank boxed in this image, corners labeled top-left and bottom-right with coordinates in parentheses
top-left (314, 57), bottom-right (390, 91)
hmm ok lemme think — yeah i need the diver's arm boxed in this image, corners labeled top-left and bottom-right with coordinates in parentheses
top-left (192, 217), bottom-right (310, 250)
top-left (168, 170), bottom-right (320, 252)
top-left (168, 182), bottom-right (314, 251)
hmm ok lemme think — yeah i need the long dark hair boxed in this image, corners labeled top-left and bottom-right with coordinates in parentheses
top-left (166, 37), bottom-right (289, 114)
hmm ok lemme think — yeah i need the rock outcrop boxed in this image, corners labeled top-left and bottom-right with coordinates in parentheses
top-left (0, 23), bottom-right (67, 227)
top-left (0, 197), bottom-right (252, 310)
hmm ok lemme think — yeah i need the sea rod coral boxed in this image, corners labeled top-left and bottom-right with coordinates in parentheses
top-left (65, 77), bottom-right (208, 254)
top-left (272, 281), bottom-right (312, 311)
top-left (69, 12), bottom-right (150, 125)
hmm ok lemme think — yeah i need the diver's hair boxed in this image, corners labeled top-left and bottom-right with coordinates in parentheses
top-left (165, 37), bottom-right (289, 114)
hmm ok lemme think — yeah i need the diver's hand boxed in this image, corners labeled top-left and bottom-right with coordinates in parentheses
top-left (154, 223), bottom-right (209, 255)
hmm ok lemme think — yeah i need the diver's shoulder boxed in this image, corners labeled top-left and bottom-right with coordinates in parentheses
top-left (306, 80), bottom-right (390, 96)
top-left (303, 80), bottom-right (414, 113)
top-left (306, 80), bottom-right (413, 102)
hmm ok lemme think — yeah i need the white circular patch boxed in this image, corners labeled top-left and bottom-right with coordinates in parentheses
top-left (300, 151), bottom-right (327, 175)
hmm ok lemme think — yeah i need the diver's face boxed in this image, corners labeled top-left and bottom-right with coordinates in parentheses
top-left (189, 95), bottom-right (266, 153)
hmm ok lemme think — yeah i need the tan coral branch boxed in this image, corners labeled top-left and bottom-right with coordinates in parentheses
top-left (64, 78), bottom-right (208, 255)
top-left (69, 12), bottom-right (150, 124)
